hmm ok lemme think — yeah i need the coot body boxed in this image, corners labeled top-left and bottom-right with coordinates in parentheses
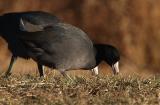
top-left (19, 23), bottom-right (96, 72)
top-left (0, 11), bottom-right (120, 77)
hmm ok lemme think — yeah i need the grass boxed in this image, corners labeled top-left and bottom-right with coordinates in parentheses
top-left (0, 73), bottom-right (159, 105)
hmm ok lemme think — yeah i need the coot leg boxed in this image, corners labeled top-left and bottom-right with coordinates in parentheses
top-left (5, 56), bottom-right (17, 77)
top-left (91, 66), bottom-right (99, 75)
top-left (38, 64), bottom-right (44, 77)
top-left (60, 70), bottom-right (72, 80)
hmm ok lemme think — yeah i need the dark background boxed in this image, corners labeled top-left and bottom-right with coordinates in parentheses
top-left (0, 0), bottom-right (159, 77)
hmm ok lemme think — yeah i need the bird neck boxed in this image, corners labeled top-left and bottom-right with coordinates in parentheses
top-left (0, 16), bottom-right (2, 34)
top-left (94, 44), bottom-right (105, 66)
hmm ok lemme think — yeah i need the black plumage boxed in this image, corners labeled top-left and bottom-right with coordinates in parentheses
top-left (0, 11), bottom-right (120, 77)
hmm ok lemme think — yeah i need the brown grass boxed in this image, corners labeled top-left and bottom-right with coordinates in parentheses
top-left (0, 0), bottom-right (160, 76)
top-left (0, 74), bottom-right (159, 105)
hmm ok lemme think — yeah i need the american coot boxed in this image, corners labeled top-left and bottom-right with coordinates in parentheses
top-left (0, 11), bottom-right (120, 77)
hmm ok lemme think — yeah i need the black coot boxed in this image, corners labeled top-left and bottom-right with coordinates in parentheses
top-left (0, 11), bottom-right (120, 77)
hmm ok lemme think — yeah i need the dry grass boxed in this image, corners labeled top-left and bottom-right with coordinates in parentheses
top-left (0, 73), bottom-right (159, 105)
top-left (0, 0), bottom-right (160, 75)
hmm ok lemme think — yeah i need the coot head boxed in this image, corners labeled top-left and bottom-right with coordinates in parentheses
top-left (94, 44), bottom-right (120, 74)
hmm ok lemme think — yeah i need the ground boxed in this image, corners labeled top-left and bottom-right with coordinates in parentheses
top-left (0, 72), bottom-right (159, 105)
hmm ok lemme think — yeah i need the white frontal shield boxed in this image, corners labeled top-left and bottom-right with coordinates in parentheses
top-left (112, 62), bottom-right (119, 75)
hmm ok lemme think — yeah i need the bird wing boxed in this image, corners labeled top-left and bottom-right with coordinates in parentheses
top-left (20, 18), bottom-right (45, 32)
top-left (20, 11), bottom-right (60, 25)
top-left (19, 11), bottom-right (60, 32)
top-left (22, 41), bottom-right (45, 60)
